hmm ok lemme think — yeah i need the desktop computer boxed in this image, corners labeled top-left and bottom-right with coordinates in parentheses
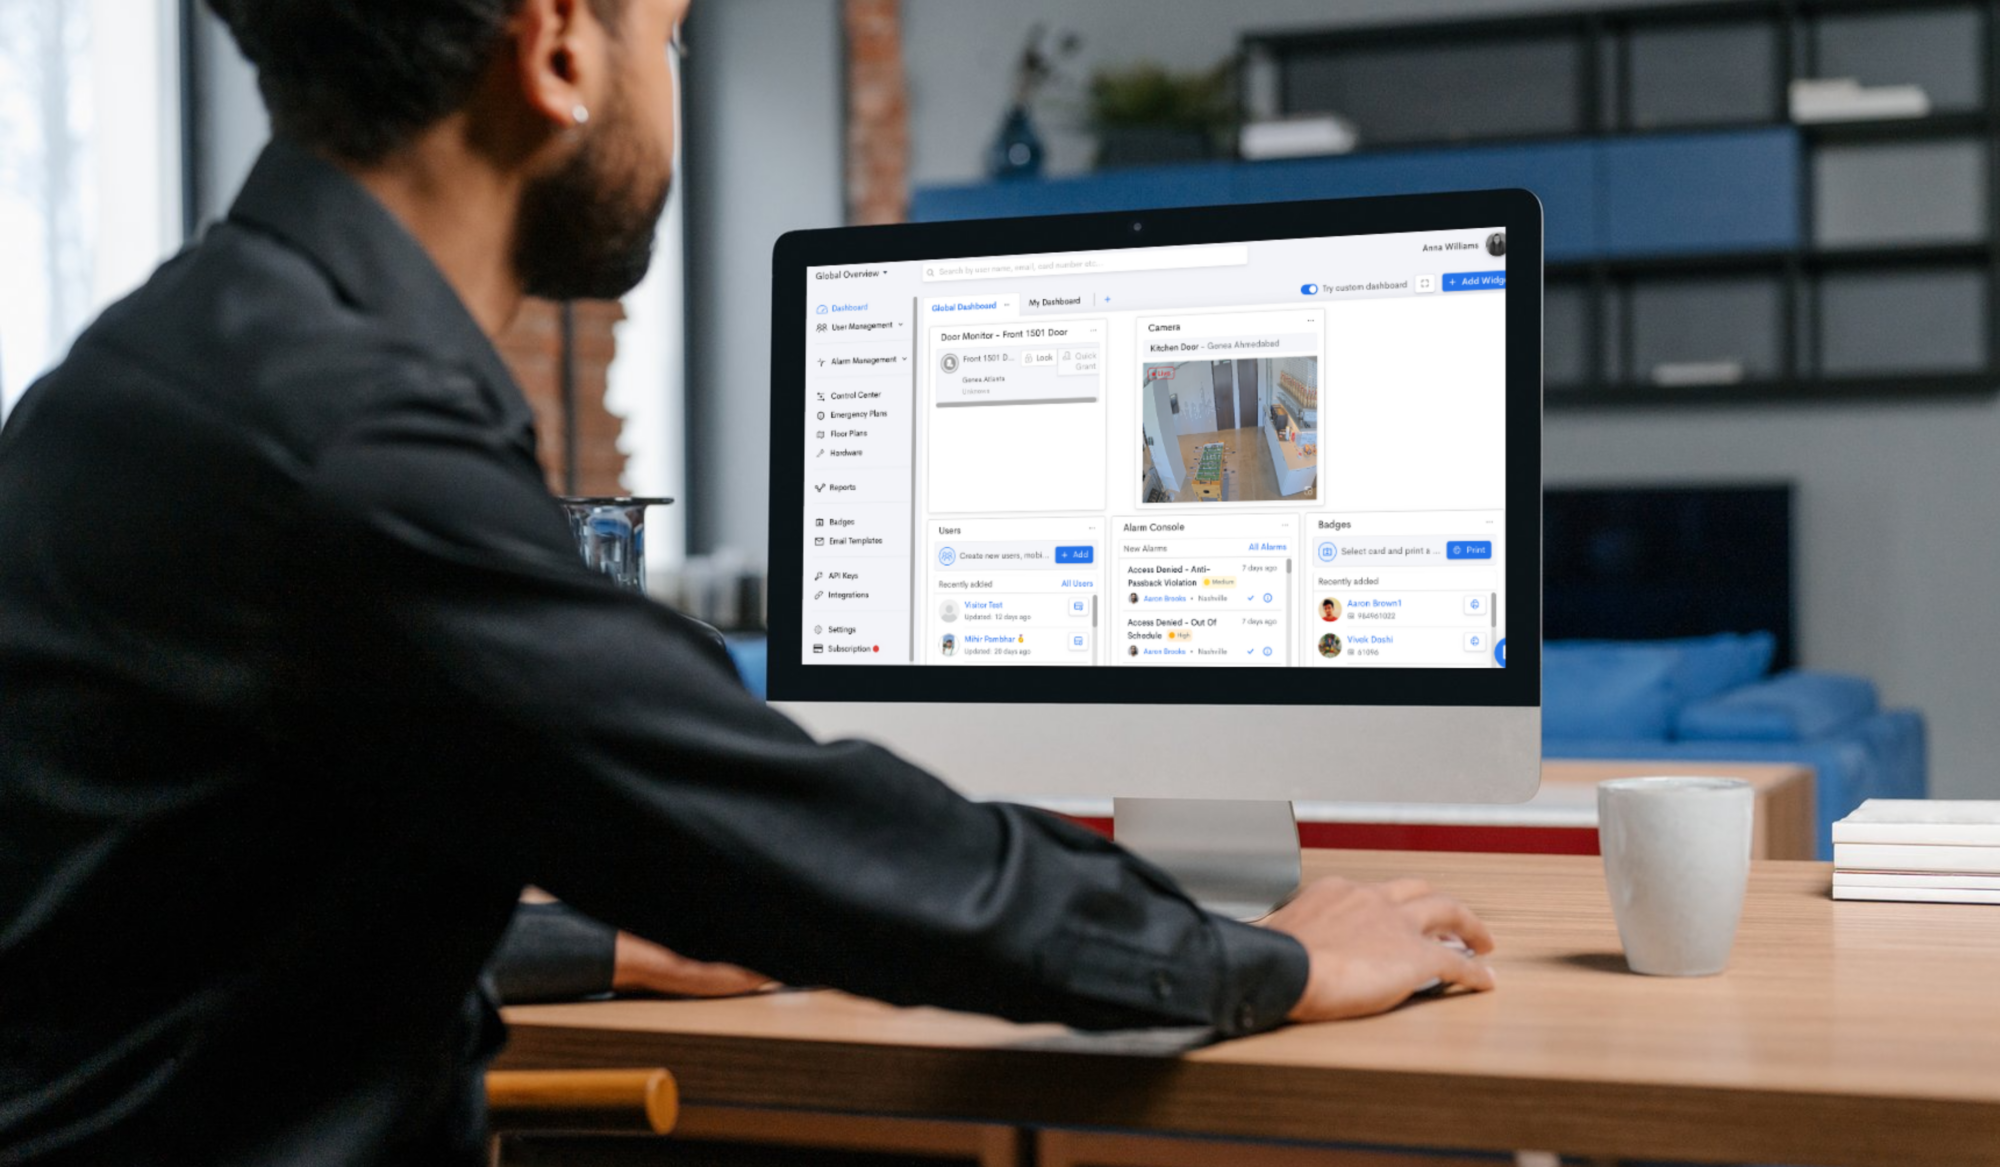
top-left (766, 190), bottom-right (1543, 917)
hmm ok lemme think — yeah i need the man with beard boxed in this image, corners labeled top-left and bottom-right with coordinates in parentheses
top-left (0, 0), bottom-right (1496, 1163)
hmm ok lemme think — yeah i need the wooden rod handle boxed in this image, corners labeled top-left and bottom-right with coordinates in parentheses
top-left (485, 1068), bottom-right (678, 1135)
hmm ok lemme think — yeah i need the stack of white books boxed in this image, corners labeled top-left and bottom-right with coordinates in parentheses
top-left (1832, 800), bottom-right (2000, 904)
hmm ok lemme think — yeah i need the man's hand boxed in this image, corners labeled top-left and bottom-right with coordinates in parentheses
top-left (612, 933), bottom-right (776, 998)
top-left (1261, 877), bottom-right (1496, 1022)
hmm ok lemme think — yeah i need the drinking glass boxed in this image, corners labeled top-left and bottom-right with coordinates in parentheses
top-left (556, 497), bottom-right (672, 594)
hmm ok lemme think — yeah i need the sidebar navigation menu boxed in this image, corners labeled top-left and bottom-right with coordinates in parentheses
top-left (802, 279), bottom-right (915, 663)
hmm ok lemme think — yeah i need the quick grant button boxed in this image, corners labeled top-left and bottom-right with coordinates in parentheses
top-left (1443, 271), bottom-right (1506, 292)
top-left (1446, 540), bottom-right (1493, 560)
top-left (1055, 545), bottom-right (1095, 564)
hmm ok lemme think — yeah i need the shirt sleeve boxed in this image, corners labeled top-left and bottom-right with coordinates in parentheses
top-left (299, 390), bottom-right (1309, 1037)
top-left (487, 902), bottom-right (618, 1005)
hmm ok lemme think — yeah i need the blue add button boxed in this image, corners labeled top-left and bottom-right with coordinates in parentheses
top-left (1443, 271), bottom-right (1506, 292)
top-left (1446, 540), bottom-right (1493, 560)
top-left (1054, 545), bottom-right (1095, 564)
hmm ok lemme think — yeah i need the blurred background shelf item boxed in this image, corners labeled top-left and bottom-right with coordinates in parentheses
top-left (1791, 78), bottom-right (1931, 123)
top-left (1238, 115), bottom-right (1357, 161)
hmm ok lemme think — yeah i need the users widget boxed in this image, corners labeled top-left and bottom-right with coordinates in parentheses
top-left (926, 518), bottom-right (1103, 665)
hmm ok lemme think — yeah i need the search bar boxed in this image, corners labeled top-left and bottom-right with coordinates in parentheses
top-left (921, 244), bottom-right (1248, 283)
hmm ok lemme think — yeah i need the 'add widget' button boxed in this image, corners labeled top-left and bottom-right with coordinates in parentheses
top-left (1446, 540), bottom-right (1493, 560)
top-left (1443, 271), bottom-right (1505, 292)
top-left (1054, 545), bottom-right (1095, 564)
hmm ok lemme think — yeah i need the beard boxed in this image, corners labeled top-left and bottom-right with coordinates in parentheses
top-left (514, 90), bottom-right (672, 302)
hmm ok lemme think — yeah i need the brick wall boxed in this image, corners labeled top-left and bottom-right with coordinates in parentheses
top-left (844, 0), bottom-right (909, 226)
top-left (493, 298), bottom-right (629, 496)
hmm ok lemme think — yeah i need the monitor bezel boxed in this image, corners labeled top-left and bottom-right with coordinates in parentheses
top-left (767, 188), bottom-right (1543, 708)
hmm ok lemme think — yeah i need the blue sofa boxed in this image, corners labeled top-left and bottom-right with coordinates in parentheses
top-left (726, 633), bottom-right (1924, 859)
top-left (1542, 634), bottom-right (1926, 858)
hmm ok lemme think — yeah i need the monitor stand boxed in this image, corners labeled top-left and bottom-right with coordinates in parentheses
top-left (1113, 798), bottom-right (1301, 921)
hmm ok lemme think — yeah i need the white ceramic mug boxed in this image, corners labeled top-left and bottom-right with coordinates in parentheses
top-left (1597, 777), bottom-right (1755, 976)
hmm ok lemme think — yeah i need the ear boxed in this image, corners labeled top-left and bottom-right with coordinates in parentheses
top-left (511, 0), bottom-right (611, 131)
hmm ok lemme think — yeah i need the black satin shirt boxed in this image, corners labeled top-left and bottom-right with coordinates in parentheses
top-left (0, 140), bottom-right (1308, 1166)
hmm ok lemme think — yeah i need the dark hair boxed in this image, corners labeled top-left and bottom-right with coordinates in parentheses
top-left (209, 0), bottom-right (622, 163)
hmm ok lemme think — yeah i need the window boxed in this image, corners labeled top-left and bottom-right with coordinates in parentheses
top-left (0, 0), bottom-right (182, 416)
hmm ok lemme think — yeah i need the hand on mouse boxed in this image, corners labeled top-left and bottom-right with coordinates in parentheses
top-left (1259, 877), bottom-right (1496, 1022)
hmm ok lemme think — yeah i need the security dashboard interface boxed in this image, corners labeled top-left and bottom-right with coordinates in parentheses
top-left (800, 228), bottom-right (1509, 670)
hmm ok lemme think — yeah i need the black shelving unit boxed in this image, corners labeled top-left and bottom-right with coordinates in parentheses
top-left (1245, 0), bottom-right (2000, 408)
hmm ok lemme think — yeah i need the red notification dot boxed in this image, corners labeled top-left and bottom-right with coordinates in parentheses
top-left (873, 645), bottom-right (880, 652)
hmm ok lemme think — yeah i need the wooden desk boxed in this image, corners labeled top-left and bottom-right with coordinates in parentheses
top-left (501, 850), bottom-right (2000, 1167)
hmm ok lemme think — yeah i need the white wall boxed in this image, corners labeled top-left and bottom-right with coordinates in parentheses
top-left (890, 0), bottom-right (2000, 797)
top-left (682, 0), bottom-right (845, 562)
top-left (1549, 404), bottom-right (2000, 799)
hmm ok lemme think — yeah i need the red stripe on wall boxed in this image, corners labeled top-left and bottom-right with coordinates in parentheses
top-left (1061, 816), bottom-right (1601, 856)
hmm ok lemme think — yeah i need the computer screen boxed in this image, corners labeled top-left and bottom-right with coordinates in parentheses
top-left (770, 193), bottom-right (1539, 724)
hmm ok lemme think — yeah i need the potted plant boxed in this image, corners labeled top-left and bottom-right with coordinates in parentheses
top-left (1088, 58), bottom-right (1238, 169)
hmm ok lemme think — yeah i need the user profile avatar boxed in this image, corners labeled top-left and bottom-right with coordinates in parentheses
top-left (1318, 632), bottom-right (1342, 659)
top-left (938, 599), bottom-right (960, 623)
top-left (1129, 592), bottom-right (1139, 604)
top-left (1128, 644), bottom-right (1139, 657)
top-left (1486, 232), bottom-right (1507, 257)
top-left (1320, 598), bottom-right (1341, 623)
top-left (941, 632), bottom-right (956, 657)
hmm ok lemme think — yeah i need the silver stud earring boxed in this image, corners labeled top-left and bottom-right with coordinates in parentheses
top-left (571, 104), bottom-right (590, 126)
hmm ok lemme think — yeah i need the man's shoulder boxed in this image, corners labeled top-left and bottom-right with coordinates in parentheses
top-left (63, 222), bottom-right (501, 458)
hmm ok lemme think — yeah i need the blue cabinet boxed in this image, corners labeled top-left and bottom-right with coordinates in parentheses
top-left (1599, 128), bottom-right (1800, 257)
top-left (910, 127), bottom-right (1802, 265)
top-left (912, 164), bottom-right (1238, 222)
